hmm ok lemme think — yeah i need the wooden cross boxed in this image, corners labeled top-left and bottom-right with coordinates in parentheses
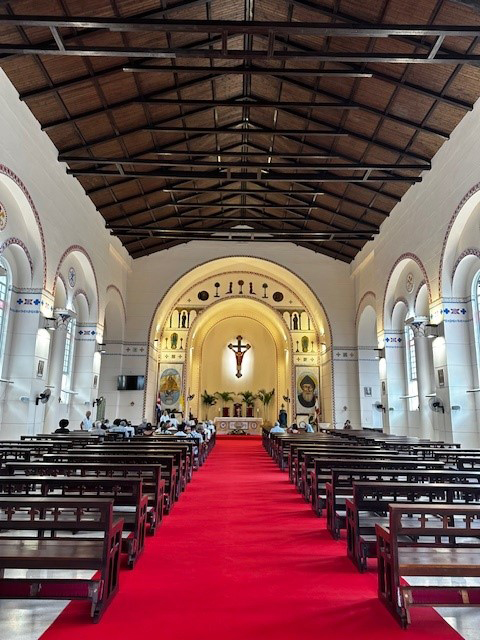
top-left (228, 335), bottom-right (251, 378)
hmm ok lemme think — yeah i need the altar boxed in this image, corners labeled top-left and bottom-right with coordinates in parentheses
top-left (214, 416), bottom-right (263, 434)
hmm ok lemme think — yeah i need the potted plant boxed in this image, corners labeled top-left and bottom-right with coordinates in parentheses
top-left (201, 390), bottom-right (217, 420)
top-left (239, 390), bottom-right (257, 418)
top-left (215, 391), bottom-right (235, 417)
top-left (257, 388), bottom-right (275, 424)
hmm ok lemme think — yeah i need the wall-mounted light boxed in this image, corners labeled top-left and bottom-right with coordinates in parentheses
top-left (374, 347), bottom-right (385, 359)
top-left (425, 323), bottom-right (440, 339)
top-left (40, 316), bottom-right (56, 331)
top-left (96, 343), bottom-right (107, 354)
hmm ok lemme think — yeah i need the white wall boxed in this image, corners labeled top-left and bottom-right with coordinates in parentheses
top-left (0, 70), bottom-right (130, 437)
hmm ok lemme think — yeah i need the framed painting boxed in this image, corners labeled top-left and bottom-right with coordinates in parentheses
top-left (295, 366), bottom-right (320, 415)
top-left (158, 363), bottom-right (183, 410)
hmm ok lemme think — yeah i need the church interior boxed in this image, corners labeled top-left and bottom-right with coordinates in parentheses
top-left (1, 0), bottom-right (480, 638)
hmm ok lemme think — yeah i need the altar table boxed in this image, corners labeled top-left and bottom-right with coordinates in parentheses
top-left (214, 417), bottom-right (263, 434)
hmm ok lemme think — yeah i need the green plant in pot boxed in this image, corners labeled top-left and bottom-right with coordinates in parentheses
top-left (201, 390), bottom-right (217, 420)
top-left (215, 391), bottom-right (235, 417)
top-left (257, 388), bottom-right (275, 425)
top-left (239, 390), bottom-right (257, 417)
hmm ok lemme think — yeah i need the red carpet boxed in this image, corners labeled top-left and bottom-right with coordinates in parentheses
top-left (41, 440), bottom-right (461, 640)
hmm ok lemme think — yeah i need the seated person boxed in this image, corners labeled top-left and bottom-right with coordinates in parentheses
top-left (197, 423), bottom-right (209, 442)
top-left (109, 420), bottom-right (135, 438)
top-left (270, 421), bottom-right (285, 434)
top-left (189, 424), bottom-right (203, 443)
top-left (343, 419), bottom-right (352, 430)
top-left (166, 422), bottom-right (178, 434)
top-left (305, 420), bottom-right (314, 433)
top-left (288, 423), bottom-right (299, 434)
top-left (90, 420), bottom-right (106, 436)
top-left (142, 422), bottom-right (156, 436)
top-left (175, 422), bottom-right (188, 436)
top-left (54, 419), bottom-right (70, 434)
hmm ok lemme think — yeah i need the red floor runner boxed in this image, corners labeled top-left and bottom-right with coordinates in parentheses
top-left (41, 440), bottom-right (461, 640)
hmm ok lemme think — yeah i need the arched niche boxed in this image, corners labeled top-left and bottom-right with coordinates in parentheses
top-left (186, 297), bottom-right (290, 423)
top-left (145, 256), bottom-right (332, 424)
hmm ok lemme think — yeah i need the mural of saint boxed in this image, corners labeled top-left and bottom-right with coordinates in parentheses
top-left (297, 374), bottom-right (317, 409)
top-left (159, 368), bottom-right (181, 407)
top-left (170, 332), bottom-right (178, 349)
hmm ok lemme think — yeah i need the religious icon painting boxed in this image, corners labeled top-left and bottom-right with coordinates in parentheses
top-left (158, 364), bottom-right (183, 409)
top-left (295, 366), bottom-right (320, 415)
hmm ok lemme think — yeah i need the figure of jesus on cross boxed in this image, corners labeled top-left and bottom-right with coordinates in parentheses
top-left (228, 335), bottom-right (251, 378)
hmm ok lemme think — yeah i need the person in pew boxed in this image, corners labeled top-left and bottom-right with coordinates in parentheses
top-left (169, 412), bottom-right (179, 430)
top-left (175, 422), bottom-right (188, 436)
top-left (305, 421), bottom-right (314, 433)
top-left (288, 423), bottom-right (299, 434)
top-left (54, 418), bottom-right (70, 434)
top-left (166, 422), bottom-right (178, 434)
top-left (160, 419), bottom-right (171, 433)
top-left (197, 423), bottom-right (209, 442)
top-left (270, 421), bottom-right (285, 434)
top-left (91, 421), bottom-right (107, 437)
top-left (142, 423), bottom-right (156, 437)
top-left (190, 424), bottom-right (203, 443)
top-left (109, 420), bottom-right (135, 438)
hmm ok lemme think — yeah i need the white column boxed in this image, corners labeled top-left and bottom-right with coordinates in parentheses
top-left (410, 320), bottom-right (435, 440)
top-left (43, 309), bottom-right (74, 433)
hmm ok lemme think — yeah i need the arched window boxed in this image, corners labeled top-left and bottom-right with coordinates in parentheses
top-left (0, 258), bottom-right (11, 372)
top-left (61, 316), bottom-right (76, 402)
top-left (404, 325), bottom-right (419, 411)
top-left (472, 272), bottom-right (480, 376)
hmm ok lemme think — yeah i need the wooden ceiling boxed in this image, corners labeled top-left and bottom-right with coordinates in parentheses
top-left (1, 0), bottom-right (480, 262)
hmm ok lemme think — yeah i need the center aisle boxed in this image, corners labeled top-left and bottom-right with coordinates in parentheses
top-left (41, 439), bottom-right (461, 640)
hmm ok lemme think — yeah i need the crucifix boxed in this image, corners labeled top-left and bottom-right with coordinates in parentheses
top-left (228, 335), bottom-right (251, 378)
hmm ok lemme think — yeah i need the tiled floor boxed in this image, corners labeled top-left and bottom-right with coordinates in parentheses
top-left (0, 569), bottom-right (95, 640)
top-left (1, 574), bottom-right (480, 640)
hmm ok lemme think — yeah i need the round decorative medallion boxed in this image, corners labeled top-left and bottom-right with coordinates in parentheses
top-left (405, 272), bottom-right (414, 294)
top-left (272, 291), bottom-right (284, 302)
top-left (0, 203), bottom-right (7, 231)
top-left (198, 290), bottom-right (209, 301)
top-left (68, 267), bottom-right (76, 288)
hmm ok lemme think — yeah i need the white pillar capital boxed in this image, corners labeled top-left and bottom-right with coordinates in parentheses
top-left (53, 308), bottom-right (75, 331)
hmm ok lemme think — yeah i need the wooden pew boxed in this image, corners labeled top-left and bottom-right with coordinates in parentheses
top-left (0, 475), bottom-right (148, 568)
top-left (0, 496), bottom-right (123, 622)
top-left (40, 452), bottom-right (180, 508)
top-left (376, 504), bottom-right (480, 629)
top-left (5, 462), bottom-right (166, 525)
top-left (346, 481), bottom-right (480, 571)
top-left (325, 467), bottom-right (480, 541)
top-left (288, 444), bottom-right (383, 486)
top-left (310, 458), bottom-right (445, 516)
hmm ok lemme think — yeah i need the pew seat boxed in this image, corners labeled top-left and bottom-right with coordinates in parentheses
top-left (0, 496), bottom-right (123, 622)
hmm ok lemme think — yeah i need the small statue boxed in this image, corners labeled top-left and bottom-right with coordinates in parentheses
top-left (301, 336), bottom-right (309, 353)
top-left (292, 314), bottom-right (299, 331)
top-left (181, 312), bottom-right (187, 328)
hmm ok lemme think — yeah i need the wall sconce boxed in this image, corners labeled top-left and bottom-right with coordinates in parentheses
top-left (96, 343), bottom-right (107, 354)
top-left (92, 396), bottom-right (104, 407)
top-left (425, 324), bottom-right (440, 339)
top-left (374, 347), bottom-right (385, 359)
top-left (40, 316), bottom-right (56, 331)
